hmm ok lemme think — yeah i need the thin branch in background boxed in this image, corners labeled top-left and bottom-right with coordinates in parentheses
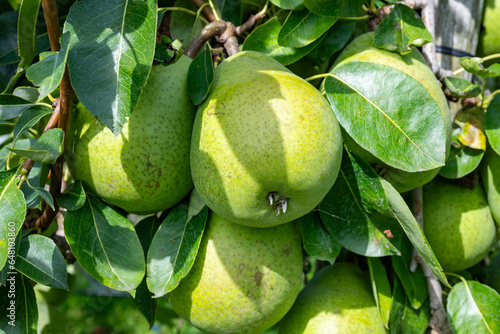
top-left (411, 187), bottom-right (453, 334)
top-left (190, 0), bottom-right (216, 22)
top-left (184, 20), bottom-right (227, 58)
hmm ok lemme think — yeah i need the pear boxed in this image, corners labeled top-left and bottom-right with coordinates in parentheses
top-left (168, 212), bottom-right (303, 334)
top-left (481, 147), bottom-right (500, 224)
top-left (66, 56), bottom-right (195, 214)
top-left (278, 262), bottom-right (386, 334)
top-left (191, 51), bottom-right (343, 227)
top-left (330, 32), bottom-right (451, 193)
top-left (477, 0), bottom-right (500, 57)
top-left (423, 177), bottom-right (496, 272)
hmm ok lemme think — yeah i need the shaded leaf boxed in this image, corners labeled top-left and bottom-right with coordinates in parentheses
top-left (12, 86), bottom-right (41, 103)
top-left (485, 94), bottom-right (500, 155)
top-left (170, 0), bottom-right (203, 47)
top-left (0, 273), bottom-right (38, 333)
top-left (445, 77), bottom-right (482, 98)
top-left (133, 216), bottom-right (161, 328)
top-left (27, 185), bottom-right (54, 210)
top-left (459, 57), bottom-right (500, 78)
top-left (380, 178), bottom-right (448, 286)
top-left (0, 168), bottom-right (25, 271)
top-left (26, 31), bottom-right (70, 101)
top-left (447, 280), bottom-right (500, 334)
top-left (0, 138), bottom-right (36, 170)
top-left (216, 0), bottom-right (241, 25)
top-left (20, 162), bottom-right (49, 210)
top-left (392, 236), bottom-right (428, 309)
top-left (147, 204), bottom-right (208, 298)
top-left (13, 104), bottom-right (53, 143)
top-left (318, 150), bottom-right (403, 257)
top-left (64, 196), bottom-right (145, 292)
top-left (278, 8), bottom-right (337, 48)
top-left (64, 0), bottom-right (157, 135)
top-left (8, 128), bottom-right (63, 164)
top-left (242, 16), bottom-right (325, 65)
top-left (0, 94), bottom-right (37, 120)
top-left (17, 0), bottom-right (41, 69)
top-left (439, 124), bottom-right (484, 179)
top-left (375, 4), bottom-right (432, 55)
top-left (0, 11), bottom-right (20, 65)
top-left (367, 257), bottom-right (392, 328)
top-left (390, 276), bottom-right (431, 334)
top-left (326, 60), bottom-right (448, 172)
top-left (270, 0), bottom-right (304, 9)
top-left (299, 211), bottom-right (342, 264)
top-left (304, 0), bottom-right (365, 17)
top-left (306, 19), bottom-right (356, 66)
top-left (14, 235), bottom-right (67, 289)
top-left (188, 47), bottom-right (213, 105)
top-left (57, 179), bottom-right (86, 211)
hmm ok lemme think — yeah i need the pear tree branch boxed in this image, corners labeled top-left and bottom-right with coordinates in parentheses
top-left (190, 0), bottom-right (216, 22)
top-left (411, 187), bottom-right (453, 334)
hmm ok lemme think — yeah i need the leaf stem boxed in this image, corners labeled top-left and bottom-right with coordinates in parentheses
top-left (160, 7), bottom-right (209, 25)
top-left (485, 89), bottom-right (500, 106)
top-left (208, 0), bottom-right (222, 21)
top-left (304, 73), bottom-right (333, 82)
top-left (480, 77), bottom-right (486, 108)
top-left (189, 0), bottom-right (216, 22)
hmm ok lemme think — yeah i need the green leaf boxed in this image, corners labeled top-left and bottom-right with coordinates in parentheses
top-left (306, 19), bottom-right (356, 66)
top-left (26, 31), bottom-right (70, 102)
top-left (278, 8), bottom-right (337, 48)
top-left (64, 196), bottom-right (145, 292)
top-left (216, 0), bottom-right (241, 25)
top-left (486, 95), bottom-right (500, 155)
top-left (0, 11), bottom-right (20, 65)
top-left (298, 211), bottom-right (342, 264)
top-left (188, 47), bottom-right (214, 106)
top-left (389, 276), bottom-right (431, 334)
top-left (27, 185), bottom-right (54, 211)
top-left (12, 86), bottom-right (41, 103)
top-left (57, 179), bottom-right (86, 211)
top-left (20, 162), bottom-right (49, 210)
top-left (13, 105), bottom-right (53, 143)
top-left (0, 273), bottom-right (38, 333)
top-left (0, 168), bottom-right (25, 271)
top-left (170, 0), bottom-right (203, 47)
top-left (242, 16), bottom-right (324, 65)
top-left (0, 231), bottom-right (21, 285)
top-left (444, 77), bottom-right (482, 98)
top-left (64, 0), bottom-right (157, 135)
top-left (392, 236), bottom-right (428, 309)
top-left (133, 216), bottom-right (161, 328)
top-left (459, 57), bottom-right (500, 78)
top-left (0, 94), bottom-right (37, 120)
top-left (147, 204), bottom-right (208, 298)
top-left (380, 178), bottom-right (449, 286)
top-left (304, 0), bottom-right (365, 17)
top-left (447, 280), bottom-right (500, 334)
top-left (375, 4), bottom-right (432, 55)
top-left (270, 0), bottom-right (304, 9)
top-left (326, 61), bottom-right (448, 172)
top-left (17, 0), bottom-right (41, 69)
top-left (14, 235), bottom-right (67, 289)
top-left (439, 125), bottom-right (484, 179)
top-left (8, 128), bottom-right (64, 164)
top-left (367, 257), bottom-right (392, 328)
top-left (0, 138), bottom-right (36, 170)
top-left (318, 150), bottom-right (403, 257)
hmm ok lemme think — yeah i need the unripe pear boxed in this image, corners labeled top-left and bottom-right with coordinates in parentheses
top-left (168, 212), bottom-right (303, 334)
top-left (278, 262), bottom-right (385, 334)
top-left (423, 177), bottom-right (496, 272)
top-left (331, 32), bottom-right (451, 193)
top-left (477, 0), bottom-right (500, 57)
top-left (481, 147), bottom-right (500, 224)
top-left (66, 57), bottom-right (195, 214)
top-left (191, 51), bottom-right (343, 227)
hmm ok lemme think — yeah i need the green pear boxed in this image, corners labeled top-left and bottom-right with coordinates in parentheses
top-left (330, 32), bottom-right (451, 193)
top-left (423, 177), bottom-right (496, 272)
top-left (278, 262), bottom-right (385, 334)
top-left (168, 212), bottom-right (303, 334)
top-left (477, 0), bottom-right (500, 57)
top-left (66, 56), bottom-right (195, 214)
top-left (481, 147), bottom-right (500, 223)
top-left (191, 51), bottom-right (343, 227)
